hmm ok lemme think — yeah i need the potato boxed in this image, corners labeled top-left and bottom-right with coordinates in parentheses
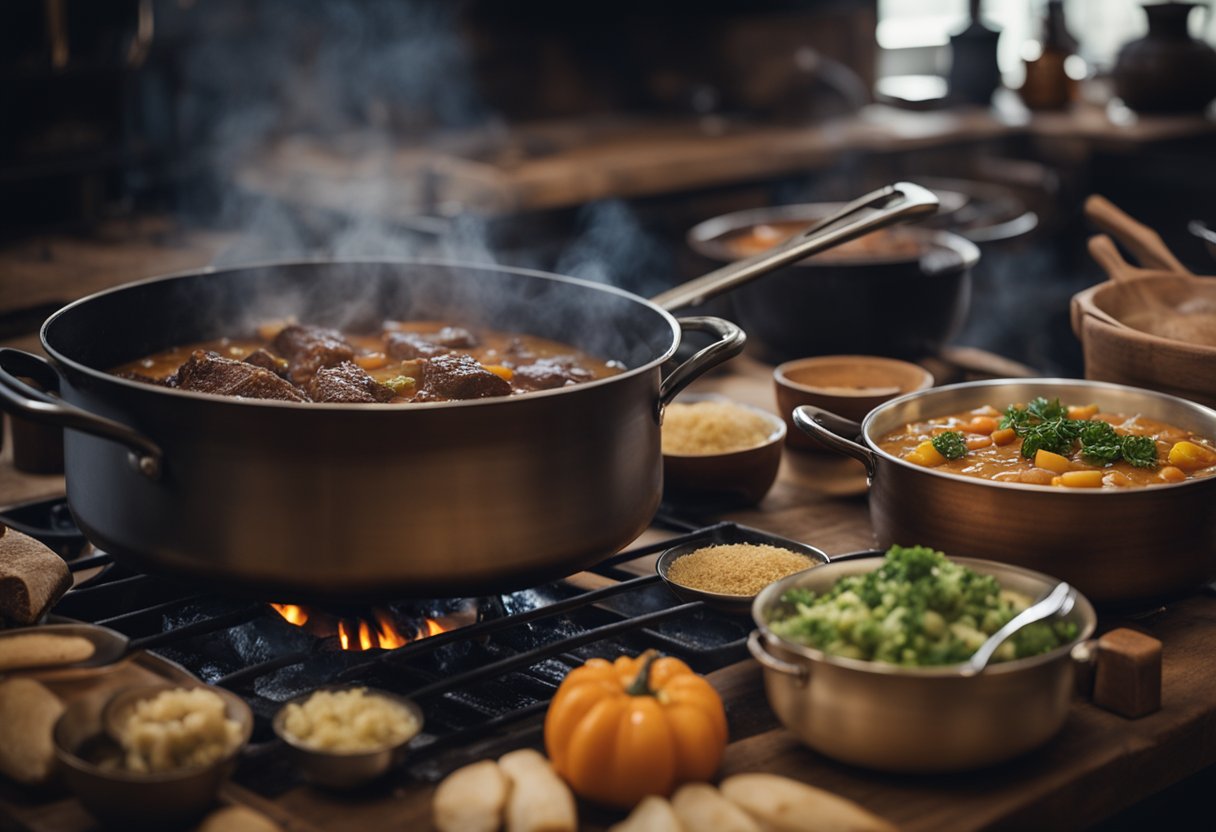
top-left (434, 759), bottom-right (510, 832)
top-left (608, 796), bottom-right (685, 832)
top-left (671, 783), bottom-right (760, 832)
top-left (0, 678), bottom-right (64, 785)
top-left (498, 749), bottom-right (577, 832)
top-left (195, 805), bottom-right (282, 832)
top-left (720, 773), bottom-right (896, 832)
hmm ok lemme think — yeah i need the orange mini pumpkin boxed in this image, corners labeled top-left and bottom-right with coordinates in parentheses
top-left (543, 650), bottom-right (728, 808)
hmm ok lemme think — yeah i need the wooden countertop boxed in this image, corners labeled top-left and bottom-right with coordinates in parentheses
top-left (2, 352), bottom-right (1215, 831)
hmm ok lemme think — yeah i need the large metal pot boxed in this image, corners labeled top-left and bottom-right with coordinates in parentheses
top-left (793, 378), bottom-right (1216, 606)
top-left (687, 203), bottom-right (979, 361)
top-left (0, 261), bottom-right (739, 600)
top-left (0, 183), bottom-right (940, 600)
top-left (747, 555), bottom-right (1097, 773)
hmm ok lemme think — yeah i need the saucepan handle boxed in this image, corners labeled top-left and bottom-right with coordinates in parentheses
top-left (747, 629), bottom-right (809, 688)
top-left (658, 316), bottom-right (746, 409)
top-left (792, 404), bottom-right (878, 481)
top-left (0, 349), bottom-right (163, 480)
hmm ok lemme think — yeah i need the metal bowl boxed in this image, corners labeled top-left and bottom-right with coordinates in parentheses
top-left (272, 686), bottom-right (424, 790)
top-left (749, 555), bottom-right (1097, 773)
top-left (656, 530), bottom-right (828, 615)
top-left (53, 684), bottom-right (253, 830)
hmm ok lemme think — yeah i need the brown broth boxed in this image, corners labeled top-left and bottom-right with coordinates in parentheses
top-left (113, 320), bottom-right (622, 404)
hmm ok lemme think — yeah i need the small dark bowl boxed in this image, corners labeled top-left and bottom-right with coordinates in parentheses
top-left (54, 684), bottom-right (252, 831)
top-left (656, 530), bottom-right (828, 615)
top-left (273, 686), bottom-right (424, 790)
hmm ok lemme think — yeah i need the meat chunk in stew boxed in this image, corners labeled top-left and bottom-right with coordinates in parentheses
top-left (385, 332), bottom-right (451, 360)
top-left (243, 348), bottom-right (290, 378)
top-left (174, 350), bottom-right (309, 402)
top-left (271, 325), bottom-right (356, 385)
top-left (416, 353), bottom-right (511, 401)
top-left (512, 357), bottom-right (597, 391)
top-left (306, 361), bottom-right (396, 404)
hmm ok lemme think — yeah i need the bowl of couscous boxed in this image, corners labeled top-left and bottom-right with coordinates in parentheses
top-left (661, 395), bottom-right (786, 507)
top-left (656, 530), bottom-right (828, 615)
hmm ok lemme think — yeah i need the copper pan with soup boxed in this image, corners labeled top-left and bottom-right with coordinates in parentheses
top-left (792, 378), bottom-right (1216, 606)
top-left (687, 203), bottom-right (979, 362)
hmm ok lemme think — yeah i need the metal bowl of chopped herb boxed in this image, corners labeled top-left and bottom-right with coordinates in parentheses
top-left (748, 544), bottom-right (1096, 773)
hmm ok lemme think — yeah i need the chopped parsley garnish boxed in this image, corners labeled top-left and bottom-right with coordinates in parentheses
top-left (1001, 398), bottom-right (1157, 469)
top-left (931, 430), bottom-right (968, 460)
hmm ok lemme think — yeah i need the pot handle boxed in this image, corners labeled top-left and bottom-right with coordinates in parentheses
top-left (0, 349), bottom-right (163, 480)
top-left (658, 316), bottom-right (746, 408)
top-left (747, 629), bottom-right (809, 687)
top-left (791, 405), bottom-right (877, 480)
top-left (1071, 628), bottom-right (1162, 719)
top-left (651, 182), bottom-right (939, 312)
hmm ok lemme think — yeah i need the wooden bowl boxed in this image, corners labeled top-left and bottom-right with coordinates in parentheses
top-left (662, 397), bottom-right (786, 507)
top-left (774, 355), bottom-right (934, 451)
top-left (1071, 270), bottom-right (1216, 409)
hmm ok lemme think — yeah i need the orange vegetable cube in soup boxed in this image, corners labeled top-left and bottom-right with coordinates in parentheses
top-left (1054, 470), bottom-right (1103, 488)
top-left (905, 440), bottom-right (947, 467)
top-left (1034, 449), bottom-right (1073, 474)
top-left (1068, 404), bottom-right (1099, 420)
top-left (1159, 465), bottom-right (1187, 483)
top-left (991, 427), bottom-right (1017, 446)
top-left (1168, 441), bottom-right (1216, 471)
top-left (965, 416), bottom-right (999, 434)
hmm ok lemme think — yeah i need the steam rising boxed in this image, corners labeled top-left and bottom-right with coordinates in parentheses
top-left (167, 0), bottom-right (672, 325)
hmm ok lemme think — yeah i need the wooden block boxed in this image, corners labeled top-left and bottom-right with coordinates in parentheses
top-left (1093, 628), bottom-right (1162, 719)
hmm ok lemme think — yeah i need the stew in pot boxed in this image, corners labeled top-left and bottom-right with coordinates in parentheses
top-left (877, 396), bottom-right (1216, 488)
top-left (113, 321), bottom-right (623, 404)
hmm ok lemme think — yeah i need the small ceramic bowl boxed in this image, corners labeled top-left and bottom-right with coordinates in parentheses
top-left (54, 684), bottom-right (253, 831)
top-left (272, 686), bottom-right (424, 790)
top-left (656, 530), bottom-right (828, 615)
top-left (774, 355), bottom-right (934, 451)
top-left (661, 396), bottom-right (786, 507)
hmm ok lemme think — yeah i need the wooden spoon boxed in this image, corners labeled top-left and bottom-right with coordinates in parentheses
top-left (1084, 195), bottom-right (1192, 276)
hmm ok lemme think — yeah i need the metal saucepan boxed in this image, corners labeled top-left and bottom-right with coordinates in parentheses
top-left (686, 201), bottom-right (979, 361)
top-left (793, 378), bottom-right (1216, 606)
top-left (748, 554), bottom-right (1097, 773)
top-left (0, 184), bottom-right (937, 600)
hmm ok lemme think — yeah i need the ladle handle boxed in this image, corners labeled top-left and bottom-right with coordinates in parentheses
top-left (1084, 195), bottom-right (1192, 276)
top-left (650, 182), bottom-right (940, 312)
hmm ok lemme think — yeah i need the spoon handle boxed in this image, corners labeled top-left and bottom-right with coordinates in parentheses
top-left (962, 582), bottom-right (1074, 676)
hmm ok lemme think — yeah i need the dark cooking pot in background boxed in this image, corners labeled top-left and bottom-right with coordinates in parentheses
top-left (794, 378), bottom-right (1216, 607)
top-left (687, 203), bottom-right (979, 362)
top-left (0, 261), bottom-right (744, 601)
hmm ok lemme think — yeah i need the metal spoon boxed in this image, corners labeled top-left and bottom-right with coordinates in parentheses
top-left (959, 582), bottom-right (1076, 677)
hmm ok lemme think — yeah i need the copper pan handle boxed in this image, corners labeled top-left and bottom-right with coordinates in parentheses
top-left (650, 182), bottom-right (939, 312)
top-left (0, 349), bottom-right (162, 480)
top-left (1084, 195), bottom-right (1191, 275)
top-left (747, 630), bottom-right (809, 687)
top-left (791, 405), bottom-right (877, 480)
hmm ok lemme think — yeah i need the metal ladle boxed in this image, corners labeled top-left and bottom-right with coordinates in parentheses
top-left (959, 582), bottom-right (1076, 677)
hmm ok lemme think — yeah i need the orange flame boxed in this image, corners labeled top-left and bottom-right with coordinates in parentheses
top-left (270, 603), bottom-right (309, 626)
top-left (273, 603), bottom-right (466, 651)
